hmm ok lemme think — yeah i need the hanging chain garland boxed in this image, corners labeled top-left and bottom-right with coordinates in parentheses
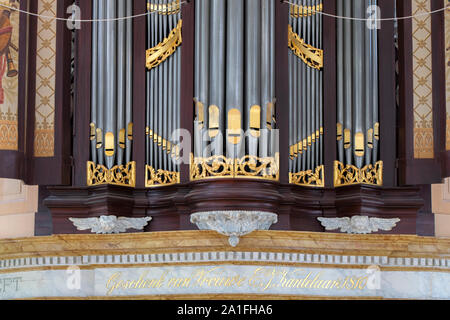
top-left (0, 1), bottom-right (447, 24)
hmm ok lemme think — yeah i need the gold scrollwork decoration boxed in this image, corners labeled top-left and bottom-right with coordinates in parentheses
top-left (190, 154), bottom-right (234, 180)
top-left (87, 161), bottom-right (136, 187)
top-left (235, 154), bottom-right (279, 180)
top-left (146, 19), bottom-right (182, 70)
top-left (147, 0), bottom-right (181, 15)
top-left (334, 160), bottom-right (383, 187)
top-left (288, 25), bottom-right (323, 70)
top-left (190, 153), bottom-right (279, 181)
top-left (289, 165), bottom-right (324, 188)
top-left (145, 165), bottom-right (180, 188)
top-left (290, 3), bottom-right (323, 18)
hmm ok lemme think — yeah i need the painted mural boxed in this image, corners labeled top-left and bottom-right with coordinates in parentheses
top-left (0, 0), bottom-right (19, 151)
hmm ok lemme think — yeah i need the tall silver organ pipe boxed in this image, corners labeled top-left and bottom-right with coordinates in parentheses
top-left (288, 0), bottom-right (324, 186)
top-left (90, 0), bottom-right (133, 170)
top-left (336, 0), bottom-right (380, 170)
top-left (193, 0), bottom-right (276, 171)
top-left (145, 0), bottom-right (182, 187)
top-left (226, 0), bottom-right (244, 159)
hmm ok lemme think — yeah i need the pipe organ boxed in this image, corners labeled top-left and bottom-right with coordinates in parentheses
top-left (145, 0), bottom-right (182, 187)
top-left (88, 0), bottom-right (135, 187)
top-left (6, 0), bottom-right (447, 237)
top-left (288, 0), bottom-right (324, 187)
top-left (190, 0), bottom-right (279, 181)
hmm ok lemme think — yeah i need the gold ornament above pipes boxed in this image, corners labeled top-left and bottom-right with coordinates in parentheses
top-left (288, 25), bottom-right (323, 70)
top-left (190, 153), bottom-right (279, 182)
top-left (290, 3), bottom-right (323, 18)
top-left (146, 19), bottom-right (182, 70)
top-left (87, 161), bottom-right (136, 187)
top-left (147, 0), bottom-right (181, 15)
top-left (334, 160), bottom-right (383, 187)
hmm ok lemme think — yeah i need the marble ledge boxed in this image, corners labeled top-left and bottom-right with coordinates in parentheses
top-left (0, 231), bottom-right (449, 260)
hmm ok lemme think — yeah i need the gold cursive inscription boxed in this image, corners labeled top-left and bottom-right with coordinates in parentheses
top-left (104, 267), bottom-right (370, 295)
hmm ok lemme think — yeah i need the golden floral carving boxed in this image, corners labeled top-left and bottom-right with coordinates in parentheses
top-left (288, 25), bottom-right (323, 70)
top-left (190, 153), bottom-right (279, 181)
top-left (334, 161), bottom-right (383, 187)
top-left (145, 165), bottom-right (180, 188)
top-left (87, 161), bottom-right (136, 187)
top-left (146, 19), bottom-right (182, 70)
top-left (289, 165), bottom-right (324, 188)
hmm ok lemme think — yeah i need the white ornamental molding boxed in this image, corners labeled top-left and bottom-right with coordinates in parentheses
top-left (190, 211), bottom-right (278, 247)
top-left (317, 216), bottom-right (400, 234)
top-left (69, 216), bottom-right (152, 234)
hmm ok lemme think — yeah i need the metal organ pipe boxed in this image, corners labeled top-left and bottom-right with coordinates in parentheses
top-left (105, 0), bottom-right (117, 169)
top-left (192, 0), bottom-right (277, 181)
top-left (352, 0), bottom-right (364, 169)
top-left (116, 0), bottom-right (126, 166)
top-left (209, 0), bottom-right (225, 157)
top-left (260, 0), bottom-right (271, 159)
top-left (91, 0), bottom-right (98, 165)
top-left (343, 0), bottom-right (353, 166)
top-left (226, 0), bottom-right (244, 159)
top-left (364, 0), bottom-right (374, 167)
top-left (371, 0), bottom-right (380, 165)
top-left (96, 0), bottom-right (106, 166)
top-left (336, 0), bottom-right (344, 164)
top-left (245, 0), bottom-right (261, 158)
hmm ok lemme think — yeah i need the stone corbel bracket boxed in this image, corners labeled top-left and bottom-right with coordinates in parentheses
top-left (190, 211), bottom-right (278, 247)
top-left (69, 215), bottom-right (152, 234)
top-left (317, 216), bottom-right (400, 234)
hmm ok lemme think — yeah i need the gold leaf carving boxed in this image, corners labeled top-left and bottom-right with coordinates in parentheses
top-left (288, 25), bottom-right (323, 70)
top-left (334, 161), bottom-right (383, 187)
top-left (146, 19), bottom-right (182, 70)
top-left (87, 161), bottom-right (136, 187)
top-left (145, 165), bottom-right (180, 188)
top-left (190, 153), bottom-right (279, 182)
top-left (289, 165), bottom-right (324, 188)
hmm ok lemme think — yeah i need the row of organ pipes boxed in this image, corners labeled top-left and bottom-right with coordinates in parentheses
top-left (90, 0), bottom-right (133, 169)
top-left (87, 0), bottom-right (381, 186)
top-left (336, 0), bottom-right (380, 168)
top-left (288, 0), bottom-right (380, 184)
top-left (288, 0), bottom-right (324, 176)
top-left (146, 0), bottom-right (181, 175)
top-left (193, 0), bottom-right (277, 162)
